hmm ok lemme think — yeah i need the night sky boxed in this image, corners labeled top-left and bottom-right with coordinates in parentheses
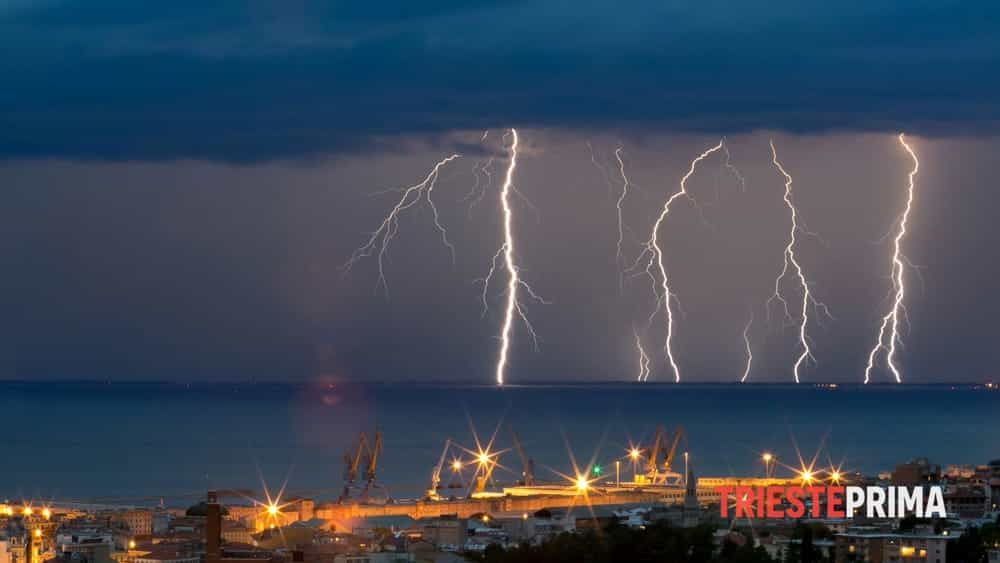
top-left (2, 1), bottom-right (999, 383)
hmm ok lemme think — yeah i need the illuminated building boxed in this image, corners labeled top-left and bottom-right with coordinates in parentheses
top-left (113, 510), bottom-right (153, 536)
top-left (892, 458), bottom-right (941, 486)
top-left (418, 515), bottom-right (466, 548)
top-left (834, 532), bottom-right (951, 563)
top-left (202, 492), bottom-right (277, 563)
top-left (0, 539), bottom-right (24, 563)
top-left (942, 485), bottom-right (989, 518)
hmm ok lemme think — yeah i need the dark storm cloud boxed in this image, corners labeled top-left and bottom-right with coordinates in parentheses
top-left (1, 1), bottom-right (999, 161)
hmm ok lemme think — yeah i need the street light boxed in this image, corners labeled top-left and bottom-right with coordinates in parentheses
top-left (628, 448), bottom-right (641, 482)
top-left (762, 453), bottom-right (773, 478)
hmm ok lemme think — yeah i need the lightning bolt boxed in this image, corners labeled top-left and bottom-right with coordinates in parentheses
top-left (722, 140), bottom-right (746, 192)
top-left (634, 326), bottom-right (651, 382)
top-left (864, 133), bottom-right (919, 384)
top-left (740, 309), bottom-right (754, 383)
top-left (613, 146), bottom-right (631, 265)
top-left (484, 129), bottom-right (546, 386)
top-left (586, 141), bottom-right (616, 197)
top-left (464, 156), bottom-right (496, 215)
top-left (344, 154), bottom-right (461, 296)
top-left (766, 140), bottom-right (830, 383)
top-left (632, 139), bottom-right (726, 382)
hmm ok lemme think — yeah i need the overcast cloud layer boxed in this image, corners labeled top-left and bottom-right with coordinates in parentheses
top-left (2, 1), bottom-right (1000, 161)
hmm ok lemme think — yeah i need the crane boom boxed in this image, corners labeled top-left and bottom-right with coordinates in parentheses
top-left (343, 432), bottom-right (368, 483)
top-left (645, 426), bottom-right (666, 477)
top-left (663, 427), bottom-right (686, 472)
top-left (509, 426), bottom-right (535, 486)
top-left (427, 438), bottom-right (452, 499)
top-left (365, 430), bottom-right (383, 485)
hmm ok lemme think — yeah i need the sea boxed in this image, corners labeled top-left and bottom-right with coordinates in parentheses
top-left (3, 381), bottom-right (999, 506)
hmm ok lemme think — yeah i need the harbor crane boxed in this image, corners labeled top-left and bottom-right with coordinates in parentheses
top-left (361, 430), bottom-right (384, 499)
top-left (426, 439), bottom-right (452, 501)
top-left (340, 432), bottom-right (369, 501)
top-left (339, 429), bottom-right (388, 502)
top-left (662, 426), bottom-right (686, 474)
top-left (643, 425), bottom-right (686, 485)
top-left (509, 426), bottom-right (535, 487)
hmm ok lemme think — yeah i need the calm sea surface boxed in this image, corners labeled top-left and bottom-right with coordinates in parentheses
top-left (3, 382), bottom-right (998, 504)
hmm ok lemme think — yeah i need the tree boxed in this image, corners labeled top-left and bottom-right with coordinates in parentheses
top-left (464, 521), bottom-right (775, 563)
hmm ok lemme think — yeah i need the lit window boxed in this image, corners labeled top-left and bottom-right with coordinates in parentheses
top-left (900, 546), bottom-right (915, 557)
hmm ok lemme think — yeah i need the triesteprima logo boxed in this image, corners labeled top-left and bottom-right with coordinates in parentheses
top-left (715, 486), bottom-right (947, 519)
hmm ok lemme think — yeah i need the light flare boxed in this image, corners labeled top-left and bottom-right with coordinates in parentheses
top-left (344, 154), bottom-right (461, 296)
top-left (864, 134), bottom-right (920, 384)
top-left (766, 140), bottom-right (831, 383)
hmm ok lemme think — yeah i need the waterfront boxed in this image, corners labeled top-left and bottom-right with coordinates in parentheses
top-left (3, 381), bottom-right (999, 503)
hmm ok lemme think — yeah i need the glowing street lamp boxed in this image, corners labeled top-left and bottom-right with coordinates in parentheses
top-left (575, 475), bottom-right (590, 493)
top-left (628, 447), bottom-right (641, 481)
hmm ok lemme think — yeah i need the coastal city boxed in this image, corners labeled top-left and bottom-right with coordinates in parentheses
top-left (4, 430), bottom-right (1000, 563)
top-left (6, 2), bottom-right (1000, 563)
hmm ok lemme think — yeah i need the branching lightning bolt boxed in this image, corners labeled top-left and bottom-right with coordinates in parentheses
top-left (632, 140), bottom-right (726, 382)
top-left (344, 154), bottom-right (461, 296)
top-left (766, 140), bottom-right (830, 383)
top-left (740, 309), bottom-right (754, 383)
top-left (634, 326), bottom-right (651, 382)
top-left (485, 129), bottom-right (546, 386)
top-left (864, 133), bottom-right (919, 384)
